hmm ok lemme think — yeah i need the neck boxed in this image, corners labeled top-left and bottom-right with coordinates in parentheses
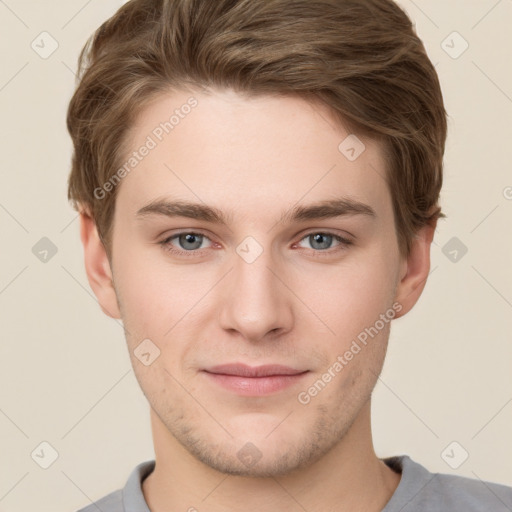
top-left (142, 401), bottom-right (401, 512)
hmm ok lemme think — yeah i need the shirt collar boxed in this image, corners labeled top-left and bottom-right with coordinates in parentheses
top-left (120, 455), bottom-right (428, 512)
top-left (123, 459), bottom-right (155, 512)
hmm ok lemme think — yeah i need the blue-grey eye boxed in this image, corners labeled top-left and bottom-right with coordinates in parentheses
top-left (307, 233), bottom-right (335, 250)
top-left (177, 233), bottom-right (204, 250)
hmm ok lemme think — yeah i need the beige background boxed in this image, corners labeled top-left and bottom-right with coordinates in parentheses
top-left (0, 1), bottom-right (511, 511)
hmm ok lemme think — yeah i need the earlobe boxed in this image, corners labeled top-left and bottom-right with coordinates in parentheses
top-left (393, 220), bottom-right (437, 319)
top-left (79, 208), bottom-right (122, 319)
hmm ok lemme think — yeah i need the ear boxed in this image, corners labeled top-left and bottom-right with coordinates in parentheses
top-left (393, 219), bottom-right (437, 319)
top-left (79, 207), bottom-right (121, 319)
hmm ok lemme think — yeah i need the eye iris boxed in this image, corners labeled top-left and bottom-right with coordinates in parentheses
top-left (179, 233), bottom-right (202, 250)
top-left (310, 233), bottom-right (332, 250)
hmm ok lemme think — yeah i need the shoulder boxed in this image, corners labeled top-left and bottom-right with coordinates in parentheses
top-left (383, 455), bottom-right (512, 512)
top-left (74, 459), bottom-right (155, 512)
top-left (76, 489), bottom-right (123, 512)
top-left (429, 470), bottom-right (512, 511)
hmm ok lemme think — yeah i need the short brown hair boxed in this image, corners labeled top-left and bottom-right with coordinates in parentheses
top-left (67, 0), bottom-right (447, 259)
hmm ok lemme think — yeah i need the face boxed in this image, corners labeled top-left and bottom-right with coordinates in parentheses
top-left (96, 88), bottom-right (412, 477)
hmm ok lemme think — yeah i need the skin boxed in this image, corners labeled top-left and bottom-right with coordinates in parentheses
top-left (80, 87), bottom-right (436, 512)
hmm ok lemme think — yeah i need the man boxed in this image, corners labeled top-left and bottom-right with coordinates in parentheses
top-left (67, 0), bottom-right (512, 510)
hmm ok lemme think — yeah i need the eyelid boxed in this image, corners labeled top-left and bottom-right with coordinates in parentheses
top-left (159, 230), bottom-right (215, 254)
top-left (159, 226), bottom-right (354, 242)
top-left (159, 228), bottom-right (354, 257)
top-left (293, 231), bottom-right (353, 255)
top-left (296, 227), bottom-right (354, 242)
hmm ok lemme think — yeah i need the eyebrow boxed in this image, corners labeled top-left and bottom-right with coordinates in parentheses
top-left (135, 197), bottom-right (376, 225)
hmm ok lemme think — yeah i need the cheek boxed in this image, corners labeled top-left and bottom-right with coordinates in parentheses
top-left (113, 227), bottom-right (398, 345)
top-left (112, 247), bottom-right (220, 365)
top-left (301, 252), bottom-right (397, 343)
top-left (112, 248), bottom-right (176, 337)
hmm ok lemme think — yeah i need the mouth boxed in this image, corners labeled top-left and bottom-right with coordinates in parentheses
top-left (202, 363), bottom-right (309, 396)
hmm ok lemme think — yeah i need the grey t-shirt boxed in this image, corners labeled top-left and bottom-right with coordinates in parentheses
top-left (76, 455), bottom-right (512, 511)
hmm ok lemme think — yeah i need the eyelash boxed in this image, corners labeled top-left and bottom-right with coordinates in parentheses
top-left (158, 230), bottom-right (353, 258)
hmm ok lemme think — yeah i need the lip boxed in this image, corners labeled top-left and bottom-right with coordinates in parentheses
top-left (202, 363), bottom-right (309, 396)
top-left (205, 363), bottom-right (306, 377)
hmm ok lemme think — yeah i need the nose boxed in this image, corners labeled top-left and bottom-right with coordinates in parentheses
top-left (218, 242), bottom-right (294, 342)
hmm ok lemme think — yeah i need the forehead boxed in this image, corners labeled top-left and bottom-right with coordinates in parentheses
top-left (116, 88), bottom-right (391, 225)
